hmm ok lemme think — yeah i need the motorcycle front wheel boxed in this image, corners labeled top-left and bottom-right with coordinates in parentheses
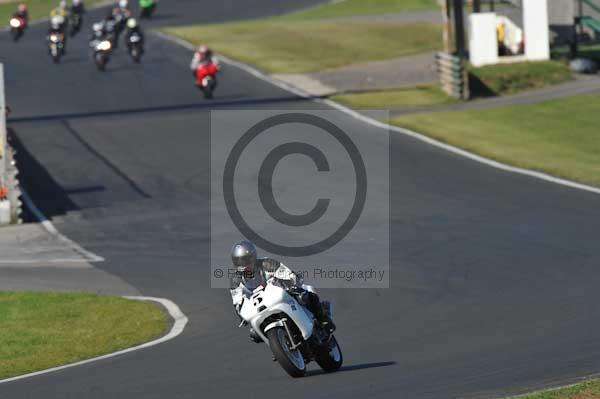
top-left (50, 49), bottom-right (61, 63)
top-left (266, 327), bottom-right (306, 378)
top-left (95, 54), bottom-right (107, 71)
top-left (202, 87), bottom-right (213, 99)
top-left (130, 48), bottom-right (141, 63)
top-left (315, 335), bottom-right (343, 372)
top-left (12, 29), bottom-right (22, 42)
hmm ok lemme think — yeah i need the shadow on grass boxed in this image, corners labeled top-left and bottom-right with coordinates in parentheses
top-left (468, 73), bottom-right (496, 99)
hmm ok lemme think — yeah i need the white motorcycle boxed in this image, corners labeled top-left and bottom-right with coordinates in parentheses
top-left (239, 279), bottom-right (343, 377)
top-left (91, 39), bottom-right (113, 71)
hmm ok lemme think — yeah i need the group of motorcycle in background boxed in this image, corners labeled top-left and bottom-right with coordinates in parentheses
top-left (8, 0), bottom-right (220, 98)
top-left (89, 0), bottom-right (150, 69)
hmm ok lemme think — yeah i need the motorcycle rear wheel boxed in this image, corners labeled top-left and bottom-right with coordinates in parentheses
top-left (95, 53), bottom-right (107, 71)
top-left (315, 335), bottom-right (343, 372)
top-left (266, 327), bottom-right (306, 378)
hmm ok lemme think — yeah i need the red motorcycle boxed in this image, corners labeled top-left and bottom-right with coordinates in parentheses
top-left (194, 63), bottom-right (218, 99)
top-left (9, 15), bottom-right (27, 42)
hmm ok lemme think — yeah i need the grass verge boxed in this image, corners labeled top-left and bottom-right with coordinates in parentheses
top-left (164, 20), bottom-right (441, 74)
top-left (0, 0), bottom-right (104, 23)
top-left (470, 61), bottom-right (573, 96)
top-left (331, 84), bottom-right (454, 109)
top-left (0, 291), bottom-right (167, 379)
top-left (392, 93), bottom-right (600, 187)
top-left (514, 378), bottom-right (600, 399)
top-left (281, 0), bottom-right (440, 20)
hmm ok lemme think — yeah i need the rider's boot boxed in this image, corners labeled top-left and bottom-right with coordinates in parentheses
top-left (316, 301), bottom-right (336, 333)
top-left (302, 292), bottom-right (336, 333)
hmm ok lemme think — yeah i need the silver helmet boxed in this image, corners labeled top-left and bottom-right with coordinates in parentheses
top-left (231, 240), bottom-right (257, 270)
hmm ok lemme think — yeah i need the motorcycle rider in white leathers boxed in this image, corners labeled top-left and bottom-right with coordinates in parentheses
top-left (229, 240), bottom-right (334, 342)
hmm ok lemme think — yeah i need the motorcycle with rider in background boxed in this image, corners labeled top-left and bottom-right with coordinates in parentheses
top-left (107, 0), bottom-right (131, 47)
top-left (190, 45), bottom-right (220, 99)
top-left (89, 21), bottom-right (113, 71)
top-left (139, 0), bottom-right (157, 19)
top-left (47, 15), bottom-right (67, 63)
top-left (69, 0), bottom-right (85, 37)
top-left (124, 18), bottom-right (145, 63)
top-left (9, 3), bottom-right (28, 42)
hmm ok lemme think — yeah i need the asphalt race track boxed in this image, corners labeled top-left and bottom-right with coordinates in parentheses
top-left (2, 1), bottom-right (600, 398)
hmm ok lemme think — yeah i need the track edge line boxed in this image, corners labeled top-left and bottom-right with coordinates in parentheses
top-left (153, 31), bottom-right (600, 197)
top-left (0, 295), bottom-right (188, 385)
top-left (20, 189), bottom-right (105, 262)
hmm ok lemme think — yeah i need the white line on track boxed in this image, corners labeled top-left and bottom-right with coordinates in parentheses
top-left (20, 188), bottom-right (105, 263)
top-left (0, 296), bottom-right (188, 385)
top-left (0, 259), bottom-right (96, 264)
top-left (154, 32), bottom-right (600, 197)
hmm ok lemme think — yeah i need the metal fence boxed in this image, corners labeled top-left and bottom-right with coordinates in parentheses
top-left (0, 63), bottom-right (22, 225)
top-left (0, 64), bottom-right (6, 181)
